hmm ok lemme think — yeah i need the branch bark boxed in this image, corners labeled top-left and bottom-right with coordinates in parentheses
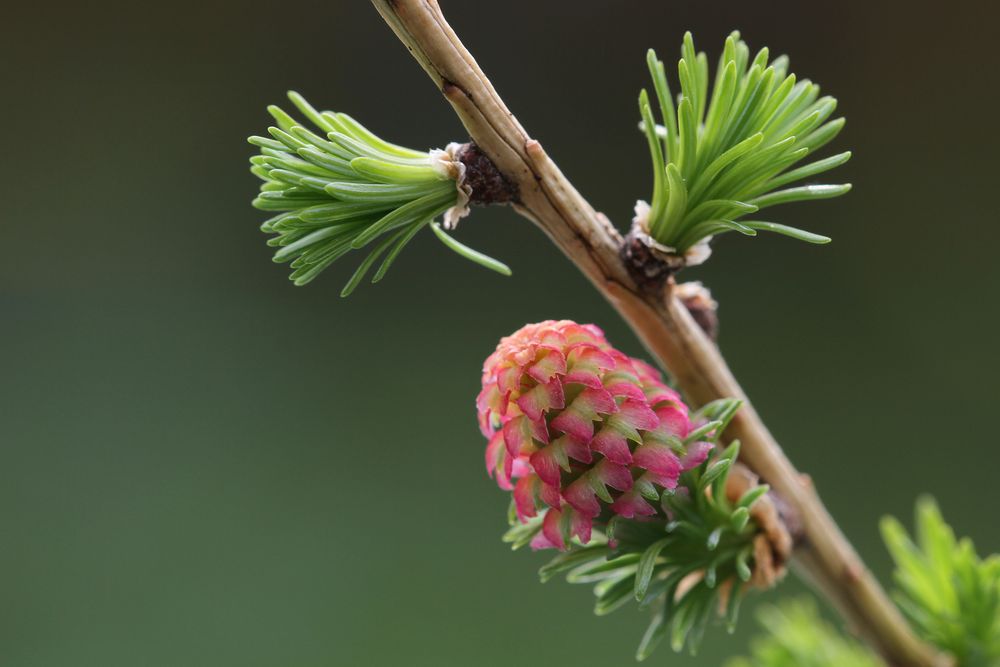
top-left (370, 2), bottom-right (950, 665)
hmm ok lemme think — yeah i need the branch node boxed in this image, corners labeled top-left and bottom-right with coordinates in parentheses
top-left (620, 226), bottom-right (677, 294)
top-left (456, 142), bottom-right (518, 206)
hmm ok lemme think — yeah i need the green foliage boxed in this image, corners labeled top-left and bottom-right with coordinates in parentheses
top-left (727, 598), bottom-right (881, 667)
top-left (508, 399), bottom-right (772, 660)
top-left (249, 92), bottom-right (509, 293)
top-left (882, 497), bottom-right (1000, 666)
top-left (638, 32), bottom-right (851, 256)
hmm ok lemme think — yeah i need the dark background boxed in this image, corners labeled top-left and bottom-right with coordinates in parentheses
top-left (2, 2), bottom-right (998, 665)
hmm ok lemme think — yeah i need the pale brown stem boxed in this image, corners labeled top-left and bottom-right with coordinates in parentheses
top-left (370, 2), bottom-right (950, 665)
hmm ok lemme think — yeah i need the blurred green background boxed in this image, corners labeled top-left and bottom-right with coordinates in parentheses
top-left (2, 1), bottom-right (998, 665)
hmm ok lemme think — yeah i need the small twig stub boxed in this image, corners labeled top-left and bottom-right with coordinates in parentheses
top-left (620, 227), bottom-right (677, 294)
top-left (457, 142), bottom-right (518, 206)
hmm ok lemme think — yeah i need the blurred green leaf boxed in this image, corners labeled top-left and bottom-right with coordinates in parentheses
top-left (727, 598), bottom-right (882, 667)
top-left (882, 497), bottom-right (1000, 666)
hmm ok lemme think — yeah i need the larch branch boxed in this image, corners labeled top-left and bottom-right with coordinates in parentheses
top-left (370, 2), bottom-right (950, 665)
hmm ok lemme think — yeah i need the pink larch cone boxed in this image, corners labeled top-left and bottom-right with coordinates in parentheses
top-left (477, 320), bottom-right (712, 550)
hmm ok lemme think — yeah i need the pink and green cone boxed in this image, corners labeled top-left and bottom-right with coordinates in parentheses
top-left (477, 320), bottom-right (712, 550)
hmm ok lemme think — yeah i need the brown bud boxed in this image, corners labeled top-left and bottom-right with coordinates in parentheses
top-left (675, 281), bottom-right (719, 341)
top-left (455, 142), bottom-right (517, 206)
top-left (725, 462), bottom-right (794, 589)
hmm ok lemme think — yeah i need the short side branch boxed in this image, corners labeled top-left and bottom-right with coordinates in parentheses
top-left (371, 2), bottom-right (949, 665)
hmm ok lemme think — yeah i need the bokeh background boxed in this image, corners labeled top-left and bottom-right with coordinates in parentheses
top-left (2, 1), bottom-right (998, 665)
